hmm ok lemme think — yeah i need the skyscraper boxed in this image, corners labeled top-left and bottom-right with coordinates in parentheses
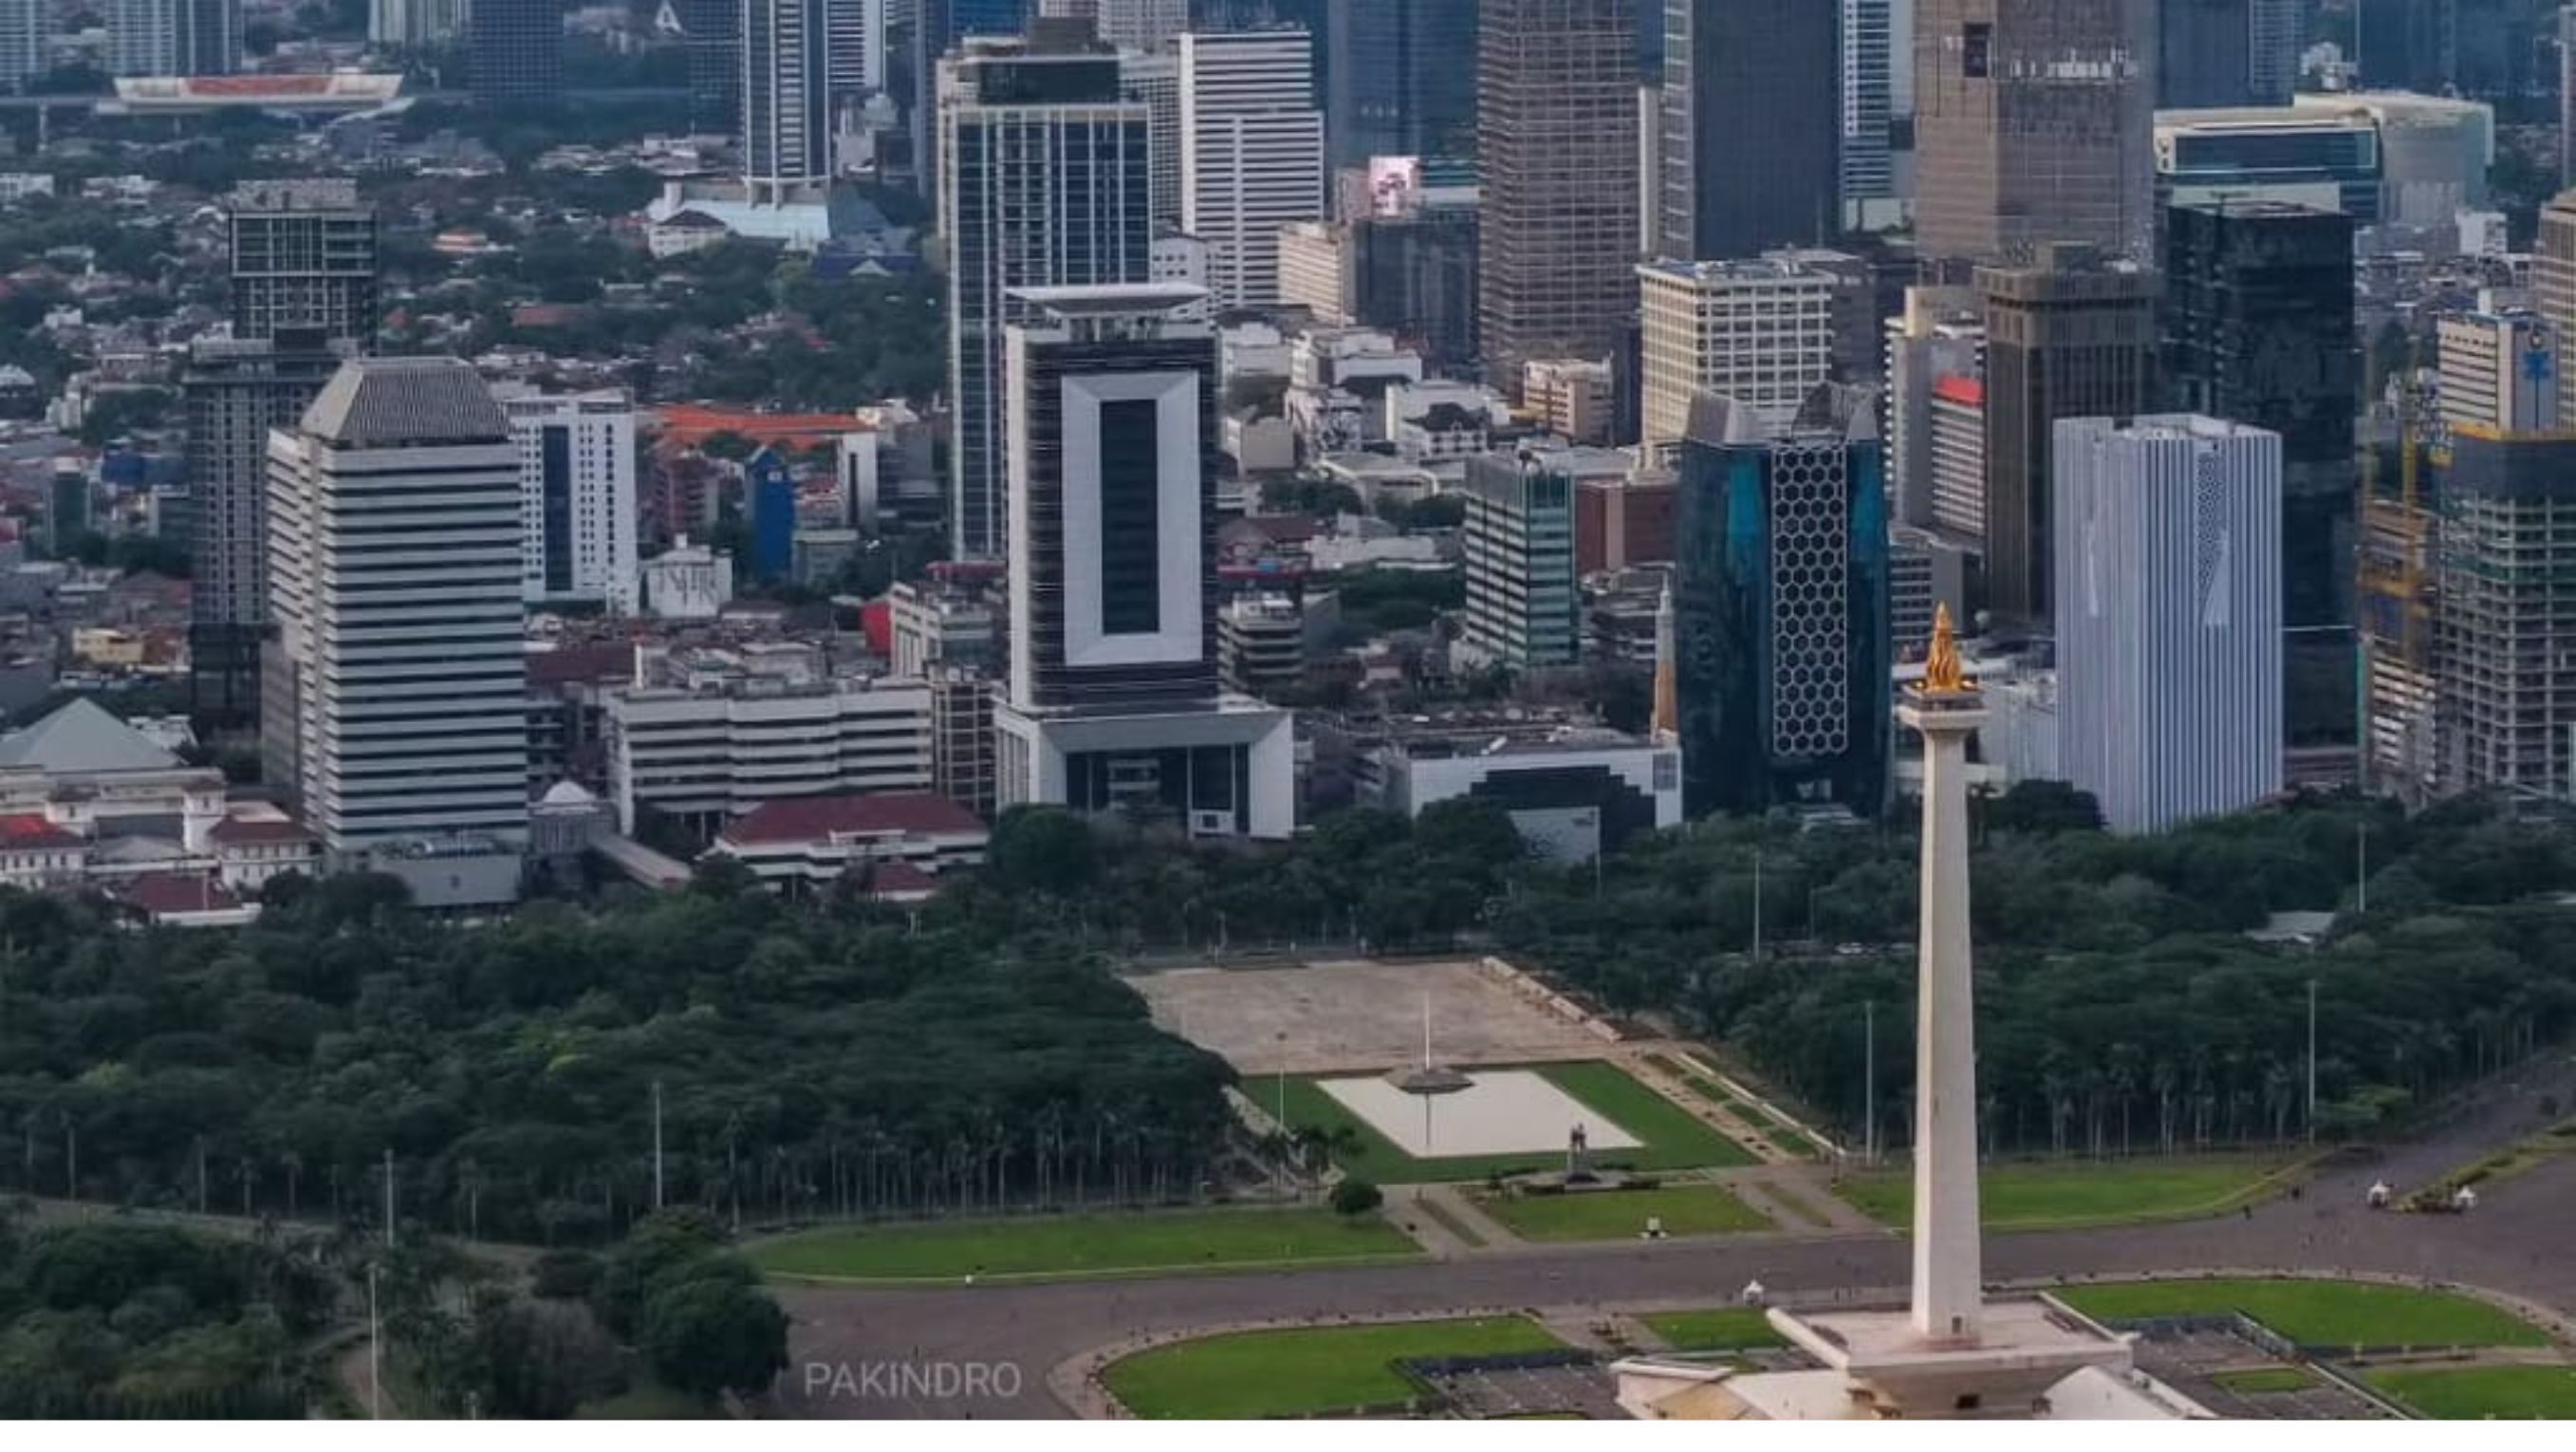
top-left (2537, 191), bottom-right (2576, 423)
top-left (187, 180), bottom-right (377, 735)
top-left (1978, 244), bottom-right (2157, 624)
top-left (2054, 415), bottom-right (2283, 833)
top-left (110, 0), bottom-right (235, 76)
top-left (824, 0), bottom-right (888, 107)
top-left (2437, 307), bottom-right (2560, 437)
top-left (1658, 0), bottom-right (1839, 260)
top-left (1842, 0), bottom-right (1898, 222)
top-left (502, 389), bottom-right (639, 613)
top-left (470, 0), bottom-right (562, 107)
top-left (680, 0), bottom-right (741, 136)
top-left (2436, 429), bottom-right (2576, 799)
top-left (746, 0), bottom-right (832, 199)
top-left (1913, 0), bottom-right (2156, 264)
top-left (0, 0), bottom-right (46, 92)
top-left (1120, 48), bottom-right (1184, 229)
top-left (1181, 28), bottom-right (1325, 309)
top-left (1673, 384), bottom-right (1891, 819)
top-left (1477, 0), bottom-right (1640, 391)
top-left (2160, 199), bottom-right (2356, 739)
top-left (940, 34), bottom-right (1151, 559)
top-left (991, 284), bottom-right (1293, 837)
top-left (226, 179), bottom-right (378, 345)
top-left (1097, 0), bottom-right (1185, 50)
top-left (1325, 0), bottom-right (1478, 168)
top-left (2356, 0), bottom-right (2452, 93)
top-left (2159, 0), bottom-right (2255, 108)
top-left (263, 359), bottom-right (529, 853)
top-left (905, 0), bottom-right (1031, 201)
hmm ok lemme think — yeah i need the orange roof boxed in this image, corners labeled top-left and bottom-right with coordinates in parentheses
top-left (654, 404), bottom-right (871, 451)
top-left (0, 813), bottom-right (82, 849)
top-left (1931, 375), bottom-right (1985, 409)
top-left (191, 75), bottom-right (335, 95)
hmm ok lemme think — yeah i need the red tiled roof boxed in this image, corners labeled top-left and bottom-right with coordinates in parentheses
top-left (208, 817), bottom-right (314, 846)
top-left (1932, 375), bottom-right (1985, 409)
top-left (862, 861), bottom-right (940, 896)
top-left (718, 792), bottom-right (983, 847)
top-left (117, 872), bottom-right (238, 915)
top-left (0, 813), bottom-right (82, 849)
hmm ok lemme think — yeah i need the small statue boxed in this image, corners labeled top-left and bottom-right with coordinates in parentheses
top-left (1921, 603), bottom-right (1975, 697)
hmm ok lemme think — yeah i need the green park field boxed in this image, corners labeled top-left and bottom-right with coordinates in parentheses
top-left (1476, 1184), bottom-right (1770, 1242)
top-left (2056, 1278), bottom-right (2548, 1350)
top-left (2366, 1366), bottom-right (2576, 1419)
top-left (1104, 1316), bottom-right (1565, 1419)
top-left (1276, 1059), bottom-right (1759, 1183)
top-left (748, 1206), bottom-right (1418, 1282)
top-left (1639, 1307), bottom-right (1788, 1352)
top-left (1841, 1155), bottom-right (2294, 1230)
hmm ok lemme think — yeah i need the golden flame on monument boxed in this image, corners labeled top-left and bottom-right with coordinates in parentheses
top-left (1918, 603), bottom-right (1975, 698)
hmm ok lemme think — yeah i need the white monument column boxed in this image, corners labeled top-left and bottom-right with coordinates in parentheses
top-left (1900, 605), bottom-right (1986, 1347)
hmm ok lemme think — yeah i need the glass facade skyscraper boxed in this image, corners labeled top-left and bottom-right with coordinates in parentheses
top-left (1673, 385), bottom-right (1891, 819)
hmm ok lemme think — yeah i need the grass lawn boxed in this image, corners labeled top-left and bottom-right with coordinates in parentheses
top-left (1640, 1308), bottom-right (1788, 1352)
top-left (748, 1207), bottom-right (1418, 1282)
top-left (1841, 1156), bottom-right (2291, 1230)
top-left (574, 1380), bottom-right (717, 1419)
top-left (2367, 1365), bottom-right (2576, 1419)
top-left (1103, 1316), bottom-right (1564, 1419)
top-left (2057, 1278), bottom-right (2548, 1350)
top-left (1276, 1061), bottom-right (1757, 1183)
top-left (2209, 1367), bottom-right (2319, 1396)
top-left (1475, 1184), bottom-right (1770, 1242)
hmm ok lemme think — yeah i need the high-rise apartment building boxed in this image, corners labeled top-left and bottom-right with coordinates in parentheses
top-left (1476, 0), bottom-right (1640, 391)
top-left (110, 0), bottom-right (234, 75)
top-left (1658, 0), bottom-right (1839, 260)
top-left (1457, 451), bottom-right (1579, 669)
top-left (747, 0), bottom-right (833, 198)
top-left (187, 180), bottom-right (377, 734)
top-left (1913, 0), bottom-right (2156, 264)
top-left (469, 0), bottom-right (562, 107)
top-left (501, 390), bottom-right (639, 613)
top-left (1, 0), bottom-right (46, 91)
top-left (2437, 307), bottom-right (2560, 437)
top-left (1095, 0), bottom-right (1185, 51)
top-left (940, 35), bottom-right (1151, 559)
top-left (263, 359), bottom-right (529, 853)
top-left (2161, 199), bottom-right (2356, 653)
top-left (992, 283), bottom-right (1292, 838)
top-left (1673, 385), bottom-right (1890, 819)
top-left (824, 0), bottom-right (888, 105)
top-left (1181, 28), bottom-right (1325, 308)
top-left (2053, 415), bottom-right (2284, 833)
top-left (1637, 255), bottom-right (1844, 452)
top-left (1978, 245), bottom-right (2158, 624)
top-left (227, 179), bottom-right (378, 344)
top-left (1325, 0), bottom-right (1477, 168)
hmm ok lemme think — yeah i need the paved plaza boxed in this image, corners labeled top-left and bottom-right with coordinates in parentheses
top-left (1319, 1069), bottom-right (1642, 1157)
top-left (1129, 959), bottom-right (1610, 1074)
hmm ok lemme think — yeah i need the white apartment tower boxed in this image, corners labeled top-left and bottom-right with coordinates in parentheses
top-left (1099, 0), bottom-right (1185, 51)
top-left (2053, 415), bottom-right (2283, 834)
top-left (746, 0), bottom-right (831, 200)
top-left (264, 359), bottom-right (529, 852)
top-left (1119, 47), bottom-right (1185, 230)
top-left (1637, 255), bottom-right (1843, 452)
top-left (503, 389), bottom-right (639, 613)
top-left (1180, 28), bottom-right (1325, 309)
top-left (1, 0), bottom-right (46, 90)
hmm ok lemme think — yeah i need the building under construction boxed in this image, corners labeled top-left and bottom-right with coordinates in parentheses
top-left (2362, 316), bottom-right (2576, 805)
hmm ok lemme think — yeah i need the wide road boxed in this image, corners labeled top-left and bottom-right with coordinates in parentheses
top-left (774, 1052), bottom-right (2576, 1419)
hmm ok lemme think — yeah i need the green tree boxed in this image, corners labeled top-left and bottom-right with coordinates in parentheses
top-left (1329, 1178), bottom-right (1383, 1217)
